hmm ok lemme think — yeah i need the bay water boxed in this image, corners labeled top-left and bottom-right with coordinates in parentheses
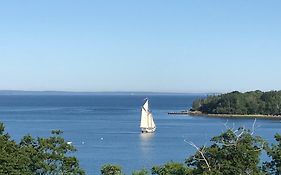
top-left (0, 95), bottom-right (280, 174)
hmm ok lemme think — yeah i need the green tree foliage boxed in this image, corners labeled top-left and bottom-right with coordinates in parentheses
top-left (192, 90), bottom-right (281, 115)
top-left (101, 164), bottom-right (123, 175)
top-left (263, 134), bottom-right (281, 174)
top-left (20, 130), bottom-right (84, 175)
top-left (151, 162), bottom-right (191, 175)
top-left (0, 122), bottom-right (84, 175)
top-left (0, 123), bottom-right (33, 175)
top-left (186, 128), bottom-right (265, 175)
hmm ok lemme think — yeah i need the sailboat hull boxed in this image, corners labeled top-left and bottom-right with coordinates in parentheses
top-left (141, 127), bottom-right (156, 133)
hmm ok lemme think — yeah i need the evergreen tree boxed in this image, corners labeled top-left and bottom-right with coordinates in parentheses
top-left (192, 90), bottom-right (281, 116)
top-left (20, 130), bottom-right (85, 175)
top-left (0, 122), bottom-right (84, 175)
top-left (263, 134), bottom-right (281, 174)
top-left (0, 123), bottom-right (33, 175)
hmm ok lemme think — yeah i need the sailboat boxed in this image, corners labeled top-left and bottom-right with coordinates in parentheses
top-left (140, 98), bottom-right (156, 133)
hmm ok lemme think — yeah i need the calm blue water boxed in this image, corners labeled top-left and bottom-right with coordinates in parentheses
top-left (0, 95), bottom-right (280, 175)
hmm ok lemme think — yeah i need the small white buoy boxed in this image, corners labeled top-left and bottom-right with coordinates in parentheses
top-left (100, 137), bottom-right (103, 141)
top-left (82, 141), bottom-right (85, 144)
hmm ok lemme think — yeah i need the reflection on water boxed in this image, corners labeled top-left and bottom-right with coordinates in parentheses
top-left (139, 133), bottom-right (155, 166)
top-left (139, 133), bottom-right (155, 154)
top-left (140, 132), bottom-right (155, 142)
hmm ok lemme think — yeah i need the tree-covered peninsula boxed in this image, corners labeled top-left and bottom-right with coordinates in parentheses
top-left (191, 90), bottom-right (281, 116)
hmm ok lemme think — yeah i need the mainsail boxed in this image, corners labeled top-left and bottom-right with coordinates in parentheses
top-left (140, 99), bottom-right (156, 133)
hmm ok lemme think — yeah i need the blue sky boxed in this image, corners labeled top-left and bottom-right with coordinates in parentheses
top-left (0, 1), bottom-right (281, 93)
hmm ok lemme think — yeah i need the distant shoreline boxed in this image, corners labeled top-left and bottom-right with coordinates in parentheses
top-left (168, 110), bottom-right (281, 120)
top-left (0, 90), bottom-right (211, 96)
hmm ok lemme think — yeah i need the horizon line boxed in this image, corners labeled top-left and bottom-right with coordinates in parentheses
top-left (0, 89), bottom-right (218, 94)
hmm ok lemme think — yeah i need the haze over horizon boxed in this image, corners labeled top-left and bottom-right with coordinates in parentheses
top-left (0, 90), bottom-right (213, 95)
top-left (1, 1), bottom-right (281, 93)
top-left (0, 89), bottom-right (275, 95)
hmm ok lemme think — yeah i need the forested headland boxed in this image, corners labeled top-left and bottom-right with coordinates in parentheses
top-left (191, 90), bottom-right (281, 116)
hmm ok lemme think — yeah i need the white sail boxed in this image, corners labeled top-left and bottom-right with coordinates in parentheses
top-left (140, 107), bottom-right (148, 128)
top-left (147, 113), bottom-right (152, 127)
top-left (149, 113), bottom-right (156, 128)
top-left (143, 99), bottom-right (149, 111)
top-left (140, 99), bottom-right (156, 133)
